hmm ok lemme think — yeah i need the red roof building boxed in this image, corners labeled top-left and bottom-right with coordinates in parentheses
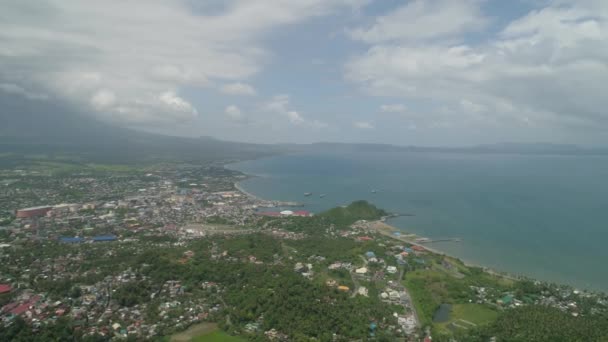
top-left (412, 245), bottom-right (426, 252)
top-left (0, 284), bottom-right (12, 294)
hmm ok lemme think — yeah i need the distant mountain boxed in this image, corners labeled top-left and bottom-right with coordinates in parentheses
top-left (0, 94), bottom-right (282, 163)
top-left (282, 141), bottom-right (608, 155)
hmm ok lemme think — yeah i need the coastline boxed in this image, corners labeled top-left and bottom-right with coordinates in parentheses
top-left (372, 220), bottom-right (521, 282)
top-left (230, 171), bottom-right (522, 283)
top-left (234, 181), bottom-right (265, 201)
top-left (228, 164), bottom-right (578, 290)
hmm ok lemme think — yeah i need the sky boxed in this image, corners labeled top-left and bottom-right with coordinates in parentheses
top-left (1, 0), bottom-right (607, 146)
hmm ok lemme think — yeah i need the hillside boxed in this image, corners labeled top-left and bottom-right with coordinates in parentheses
top-left (0, 94), bottom-right (282, 164)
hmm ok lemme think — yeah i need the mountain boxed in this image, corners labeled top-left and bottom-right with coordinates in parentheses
top-left (281, 141), bottom-right (608, 155)
top-left (0, 93), bottom-right (282, 164)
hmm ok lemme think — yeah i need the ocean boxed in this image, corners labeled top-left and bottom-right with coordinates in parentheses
top-left (228, 151), bottom-right (608, 292)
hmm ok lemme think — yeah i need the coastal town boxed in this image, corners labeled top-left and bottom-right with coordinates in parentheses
top-left (1, 164), bottom-right (607, 341)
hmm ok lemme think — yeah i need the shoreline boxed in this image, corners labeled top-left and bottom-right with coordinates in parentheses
top-left (373, 220), bottom-right (523, 282)
top-left (228, 165), bottom-right (596, 292)
top-left (234, 181), bottom-right (265, 202)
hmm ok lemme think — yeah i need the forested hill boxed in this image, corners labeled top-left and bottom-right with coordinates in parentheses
top-left (0, 93), bottom-right (282, 164)
top-left (319, 200), bottom-right (388, 227)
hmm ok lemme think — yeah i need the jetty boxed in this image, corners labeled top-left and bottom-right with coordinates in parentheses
top-left (417, 238), bottom-right (462, 244)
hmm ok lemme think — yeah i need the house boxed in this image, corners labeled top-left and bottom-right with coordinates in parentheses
top-left (365, 251), bottom-right (376, 259)
top-left (337, 286), bottom-right (350, 292)
top-left (386, 266), bottom-right (398, 274)
top-left (355, 267), bottom-right (368, 274)
top-left (411, 245), bottom-right (426, 252)
top-left (0, 284), bottom-right (12, 294)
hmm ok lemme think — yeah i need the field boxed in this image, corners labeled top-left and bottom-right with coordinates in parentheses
top-left (403, 257), bottom-right (512, 328)
top-left (170, 323), bottom-right (217, 342)
top-left (435, 304), bottom-right (499, 333)
top-left (191, 331), bottom-right (246, 342)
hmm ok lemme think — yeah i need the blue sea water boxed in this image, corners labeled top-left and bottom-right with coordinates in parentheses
top-left (228, 151), bottom-right (608, 292)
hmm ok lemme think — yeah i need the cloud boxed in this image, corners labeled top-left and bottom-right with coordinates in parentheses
top-left (221, 82), bottom-right (256, 96)
top-left (263, 94), bottom-right (327, 127)
top-left (0, 0), bottom-right (365, 126)
top-left (225, 105), bottom-right (244, 121)
top-left (380, 104), bottom-right (407, 113)
top-left (286, 111), bottom-right (305, 125)
top-left (346, 0), bottom-right (608, 132)
top-left (0, 83), bottom-right (48, 100)
top-left (354, 121), bottom-right (374, 129)
top-left (349, 0), bottom-right (487, 43)
top-left (158, 91), bottom-right (198, 118)
top-left (90, 89), bottom-right (116, 110)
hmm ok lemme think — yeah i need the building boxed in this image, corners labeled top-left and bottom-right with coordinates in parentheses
top-left (292, 210), bottom-right (312, 217)
top-left (92, 235), bottom-right (117, 242)
top-left (0, 284), bottom-right (12, 294)
top-left (355, 267), bottom-right (368, 274)
top-left (16, 206), bottom-right (53, 218)
top-left (60, 237), bottom-right (85, 244)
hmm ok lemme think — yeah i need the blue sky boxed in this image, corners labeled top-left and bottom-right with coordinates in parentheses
top-left (1, 0), bottom-right (608, 146)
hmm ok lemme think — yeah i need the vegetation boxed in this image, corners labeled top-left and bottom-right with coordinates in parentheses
top-left (319, 200), bottom-right (387, 227)
top-left (461, 306), bottom-right (608, 342)
top-left (191, 330), bottom-right (246, 342)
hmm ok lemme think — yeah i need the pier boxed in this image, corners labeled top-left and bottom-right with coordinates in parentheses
top-left (416, 238), bottom-right (462, 244)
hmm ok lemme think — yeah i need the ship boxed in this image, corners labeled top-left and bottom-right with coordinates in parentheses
top-left (319, 194), bottom-right (326, 198)
top-left (304, 192), bottom-right (312, 197)
top-left (371, 189), bottom-right (377, 194)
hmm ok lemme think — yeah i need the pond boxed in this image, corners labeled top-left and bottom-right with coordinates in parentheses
top-left (433, 303), bottom-right (452, 323)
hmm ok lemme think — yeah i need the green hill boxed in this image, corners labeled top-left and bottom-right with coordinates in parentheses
top-left (319, 200), bottom-right (387, 227)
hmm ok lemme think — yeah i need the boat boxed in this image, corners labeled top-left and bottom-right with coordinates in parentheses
top-left (371, 189), bottom-right (377, 194)
top-left (304, 192), bottom-right (312, 197)
top-left (319, 194), bottom-right (326, 198)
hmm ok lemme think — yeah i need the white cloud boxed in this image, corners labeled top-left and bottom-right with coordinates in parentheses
top-left (158, 91), bottom-right (198, 118)
top-left (380, 104), bottom-right (407, 113)
top-left (0, 0), bottom-right (364, 125)
top-left (263, 94), bottom-right (326, 127)
top-left (349, 0), bottom-right (487, 43)
top-left (354, 121), bottom-right (374, 129)
top-left (225, 105), bottom-right (244, 121)
top-left (221, 82), bottom-right (256, 96)
top-left (346, 0), bottom-right (608, 131)
top-left (90, 89), bottom-right (116, 110)
top-left (286, 111), bottom-right (305, 125)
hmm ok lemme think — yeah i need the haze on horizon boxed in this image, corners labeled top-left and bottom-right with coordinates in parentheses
top-left (1, 0), bottom-right (608, 147)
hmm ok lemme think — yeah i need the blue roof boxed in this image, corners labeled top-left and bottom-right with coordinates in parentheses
top-left (365, 251), bottom-right (376, 257)
top-left (403, 247), bottom-right (414, 253)
top-left (92, 235), bottom-right (117, 242)
top-left (60, 237), bottom-right (84, 243)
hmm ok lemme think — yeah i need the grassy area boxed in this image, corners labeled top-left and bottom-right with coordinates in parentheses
top-left (404, 258), bottom-right (514, 329)
top-left (191, 331), bottom-right (246, 342)
top-left (170, 323), bottom-right (218, 342)
top-left (435, 304), bottom-right (499, 334)
top-left (452, 303), bottom-right (499, 325)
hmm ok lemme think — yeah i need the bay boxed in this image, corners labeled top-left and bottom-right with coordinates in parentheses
top-left (229, 151), bottom-right (608, 292)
